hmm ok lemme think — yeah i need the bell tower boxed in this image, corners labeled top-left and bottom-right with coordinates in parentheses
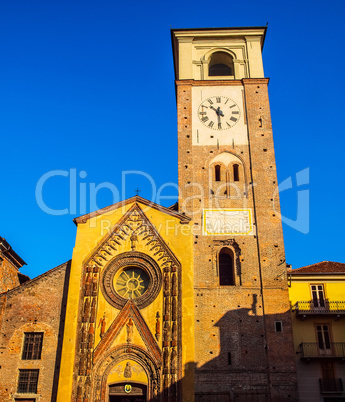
top-left (172, 28), bottom-right (298, 400)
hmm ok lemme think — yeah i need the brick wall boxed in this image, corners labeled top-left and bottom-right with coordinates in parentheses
top-left (177, 79), bottom-right (298, 400)
top-left (0, 261), bottom-right (70, 402)
top-left (0, 258), bottom-right (21, 294)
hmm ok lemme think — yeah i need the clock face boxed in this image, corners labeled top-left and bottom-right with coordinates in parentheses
top-left (198, 96), bottom-right (241, 130)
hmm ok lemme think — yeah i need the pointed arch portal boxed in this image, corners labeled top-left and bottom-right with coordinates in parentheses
top-left (93, 345), bottom-right (160, 401)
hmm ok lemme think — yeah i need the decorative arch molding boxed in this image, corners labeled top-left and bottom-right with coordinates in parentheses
top-left (92, 344), bottom-right (161, 402)
top-left (209, 150), bottom-right (245, 168)
top-left (210, 160), bottom-right (227, 169)
top-left (208, 151), bottom-right (248, 198)
top-left (82, 203), bottom-right (181, 272)
top-left (213, 239), bottom-right (242, 285)
top-left (9, 322), bottom-right (56, 356)
top-left (202, 47), bottom-right (237, 62)
top-left (93, 299), bottom-right (161, 363)
top-left (200, 48), bottom-right (236, 79)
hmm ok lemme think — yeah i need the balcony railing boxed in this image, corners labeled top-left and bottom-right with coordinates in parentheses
top-left (294, 301), bottom-right (345, 319)
top-left (319, 378), bottom-right (344, 393)
top-left (299, 342), bottom-right (345, 359)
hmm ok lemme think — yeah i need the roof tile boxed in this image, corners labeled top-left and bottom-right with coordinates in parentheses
top-left (288, 261), bottom-right (345, 274)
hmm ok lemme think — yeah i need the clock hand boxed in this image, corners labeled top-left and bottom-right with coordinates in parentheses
top-left (216, 106), bottom-right (224, 117)
top-left (217, 112), bottom-right (222, 129)
top-left (210, 105), bottom-right (219, 115)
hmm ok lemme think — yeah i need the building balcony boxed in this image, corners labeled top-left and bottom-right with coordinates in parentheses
top-left (293, 301), bottom-right (345, 319)
top-left (299, 343), bottom-right (345, 360)
top-left (319, 378), bottom-right (344, 394)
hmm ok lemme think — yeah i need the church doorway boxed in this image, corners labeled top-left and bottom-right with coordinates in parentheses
top-left (108, 382), bottom-right (147, 402)
top-left (109, 397), bottom-right (146, 402)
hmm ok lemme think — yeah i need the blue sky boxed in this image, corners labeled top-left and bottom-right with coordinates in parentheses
top-left (1, 0), bottom-right (344, 278)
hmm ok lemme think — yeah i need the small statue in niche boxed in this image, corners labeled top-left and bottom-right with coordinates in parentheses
top-left (155, 312), bottom-right (161, 341)
top-left (152, 379), bottom-right (159, 397)
top-left (85, 273), bottom-right (92, 296)
top-left (79, 352), bottom-right (86, 375)
top-left (130, 232), bottom-right (138, 250)
top-left (171, 347), bottom-right (177, 369)
top-left (164, 297), bottom-right (170, 317)
top-left (164, 273), bottom-right (169, 293)
top-left (92, 274), bottom-right (98, 294)
top-left (126, 318), bottom-right (134, 343)
top-left (98, 313), bottom-right (106, 338)
top-left (90, 297), bottom-right (96, 322)
top-left (171, 296), bottom-right (177, 321)
top-left (124, 361), bottom-right (132, 378)
top-left (172, 321), bottom-right (177, 341)
top-left (81, 324), bottom-right (87, 345)
top-left (163, 321), bottom-right (170, 343)
top-left (83, 298), bottom-right (90, 322)
top-left (88, 323), bottom-right (94, 348)
top-left (163, 348), bottom-right (169, 368)
top-left (86, 350), bottom-right (92, 372)
top-left (171, 272), bottom-right (177, 296)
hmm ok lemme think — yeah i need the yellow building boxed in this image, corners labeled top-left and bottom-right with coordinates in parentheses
top-left (57, 197), bottom-right (195, 401)
top-left (289, 261), bottom-right (345, 402)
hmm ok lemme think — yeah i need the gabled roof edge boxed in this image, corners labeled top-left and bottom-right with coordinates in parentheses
top-left (73, 196), bottom-right (191, 225)
top-left (288, 261), bottom-right (345, 275)
top-left (0, 260), bottom-right (71, 296)
top-left (0, 236), bottom-right (26, 268)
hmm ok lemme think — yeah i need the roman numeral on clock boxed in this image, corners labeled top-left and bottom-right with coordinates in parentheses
top-left (198, 97), bottom-right (240, 130)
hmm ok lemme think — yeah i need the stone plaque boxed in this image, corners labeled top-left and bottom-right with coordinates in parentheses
top-left (203, 209), bottom-right (254, 235)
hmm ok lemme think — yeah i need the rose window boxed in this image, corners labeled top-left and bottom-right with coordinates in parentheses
top-left (101, 252), bottom-right (162, 309)
top-left (115, 267), bottom-right (149, 299)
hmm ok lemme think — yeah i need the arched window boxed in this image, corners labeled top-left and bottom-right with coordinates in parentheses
top-left (215, 165), bottom-right (221, 181)
top-left (209, 52), bottom-right (234, 77)
top-left (233, 164), bottom-right (239, 181)
top-left (219, 248), bottom-right (235, 286)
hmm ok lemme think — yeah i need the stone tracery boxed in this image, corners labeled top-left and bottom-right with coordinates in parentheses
top-left (74, 203), bottom-right (182, 401)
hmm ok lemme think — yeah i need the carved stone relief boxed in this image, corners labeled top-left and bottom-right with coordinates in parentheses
top-left (73, 204), bottom-right (182, 401)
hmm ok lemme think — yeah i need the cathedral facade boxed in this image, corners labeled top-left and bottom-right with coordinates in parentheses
top-left (0, 27), bottom-right (298, 401)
